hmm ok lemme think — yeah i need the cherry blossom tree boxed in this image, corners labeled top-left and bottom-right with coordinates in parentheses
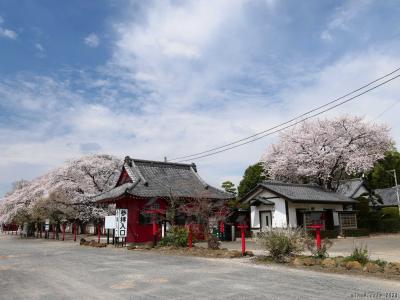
top-left (261, 116), bottom-right (393, 190)
top-left (0, 154), bottom-right (122, 225)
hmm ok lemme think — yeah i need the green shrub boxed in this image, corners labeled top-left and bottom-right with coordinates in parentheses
top-left (381, 218), bottom-right (400, 233)
top-left (158, 226), bottom-right (188, 248)
top-left (257, 228), bottom-right (306, 263)
top-left (305, 238), bottom-right (333, 259)
top-left (345, 245), bottom-right (369, 266)
top-left (381, 207), bottom-right (400, 218)
top-left (372, 259), bottom-right (387, 268)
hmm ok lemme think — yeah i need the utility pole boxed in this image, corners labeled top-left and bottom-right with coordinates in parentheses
top-left (387, 169), bottom-right (400, 215)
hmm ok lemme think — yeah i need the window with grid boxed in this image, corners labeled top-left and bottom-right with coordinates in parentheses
top-left (340, 213), bottom-right (357, 229)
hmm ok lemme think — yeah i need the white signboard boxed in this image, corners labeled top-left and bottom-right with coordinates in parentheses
top-left (115, 209), bottom-right (128, 238)
top-left (105, 216), bottom-right (116, 229)
top-left (45, 219), bottom-right (50, 231)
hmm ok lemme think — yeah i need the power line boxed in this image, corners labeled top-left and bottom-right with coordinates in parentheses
top-left (174, 72), bottom-right (400, 163)
top-left (170, 67), bottom-right (400, 161)
top-left (374, 100), bottom-right (400, 120)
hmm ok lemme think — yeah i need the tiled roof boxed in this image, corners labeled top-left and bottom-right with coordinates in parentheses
top-left (374, 186), bottom-right (400, 207)
top-left (253, 181), bottom-right (356, 203)
top-left (95, 156), bottom-right (233, 201)
top-left (336, 178), bottom-right (365, 198)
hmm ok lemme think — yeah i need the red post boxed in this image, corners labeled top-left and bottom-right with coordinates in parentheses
top-left (97, 224), bottom-right (101, 243)
top-left (238, 224), bottom-right (248, 256)
top-left (62, 224), bottom-right (66, 241)
top-left (307, 224), bottom-right (323, 250)
top-left (152, 216), bottom-right (158, 245)
top-left (73, 223), bottom-right (77, 242)
top-left (316, 227), bottom-right (321, 250)
top-left (188, 225), bottom-right (193, 249)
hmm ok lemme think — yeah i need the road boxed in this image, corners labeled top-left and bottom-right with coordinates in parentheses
top-left (0, 235), bottom-right (399, 300)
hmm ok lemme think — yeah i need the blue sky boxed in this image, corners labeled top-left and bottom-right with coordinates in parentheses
top-left (1, 0), bottom-right (400, 196)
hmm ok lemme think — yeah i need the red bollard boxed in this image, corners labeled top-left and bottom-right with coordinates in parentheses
top-left (307, 224), bottom-right (323, 250)
top-left (73, 223), bottom-right (77, 242)
top-left (62, 224), bottom-right (66, 241)
top-left (97, 224), bottom-right (101, 243)
top-left (238, 224), bottom-right (248, 256)
top-left (188, 226), bottom-right (193, 249)
top-left (316, 227), bottom-right (321, 250)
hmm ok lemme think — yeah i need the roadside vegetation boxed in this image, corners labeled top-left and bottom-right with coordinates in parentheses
top-left (256, 228), bottom-right (400, 280)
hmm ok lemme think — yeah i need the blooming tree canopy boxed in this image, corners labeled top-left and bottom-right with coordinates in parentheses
top-left (260, 116), bottom-right (393, 190)
top-left (0, 154), bottom-right (122, 224)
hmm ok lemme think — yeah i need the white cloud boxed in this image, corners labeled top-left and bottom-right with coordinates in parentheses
top-left (84, 33), bottom-right (100, 47)
top-left (34, 43), bottom-right (46, 58)
top-left (1, 1), bottom-right (400, 196)
top-left (35, 43), bottom-right (44, 52)
top-left (0, 16), bottom-right (17, 39)
top-left (0, 27), bottom-right (17, 39)
top-left (321, 0), bottom-right (372, 41)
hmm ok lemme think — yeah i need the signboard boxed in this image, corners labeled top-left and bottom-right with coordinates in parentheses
top-left (45, 219), bottom-right (50, 232)
top-left (105, 216), bottom-right (116, 229)
top-left (115, 209), bottom-right (128, 238)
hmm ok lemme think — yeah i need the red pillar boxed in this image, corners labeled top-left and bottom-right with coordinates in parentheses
top-left (97, 224), bottom-right (101, 243)
top-left (238, 224), bottom-right (248, 256)
top-left (152, 216), bottom-right (158, 245)
top-left (316, 227), bottom-right (321, 250)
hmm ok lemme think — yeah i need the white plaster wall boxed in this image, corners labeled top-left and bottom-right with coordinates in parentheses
top-left (250, 190), bottom-right (288, 229)
top-left (250, 206), bottom-right (259, 228)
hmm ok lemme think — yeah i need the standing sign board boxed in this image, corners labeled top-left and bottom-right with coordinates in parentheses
top-left (105, 216), bottom-right (116, 229)
top-left (115, 209), bottom-right (128, 238)
top-left (45, 219), bottom-right (50, 231)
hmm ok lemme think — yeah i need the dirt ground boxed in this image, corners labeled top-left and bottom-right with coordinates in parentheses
top-left (204, 233), bottom-right (400, 262)
top-left (1, 234), bottom-right (399, 300)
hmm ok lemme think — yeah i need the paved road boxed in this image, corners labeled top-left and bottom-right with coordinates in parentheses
top-left (0, 235), bottom-right (399, 300)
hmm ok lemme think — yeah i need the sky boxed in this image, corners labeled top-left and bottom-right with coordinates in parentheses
top-left (1, 0), bottom-right (400, 196)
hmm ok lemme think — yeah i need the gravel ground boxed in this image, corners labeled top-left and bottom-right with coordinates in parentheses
top-left (215, 234), bottom-right (400, 261)
top-left (0, 234), bottom-right (399, 300)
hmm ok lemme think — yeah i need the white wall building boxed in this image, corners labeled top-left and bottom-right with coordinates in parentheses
top-left (242, 181), bottom-right (357, 235)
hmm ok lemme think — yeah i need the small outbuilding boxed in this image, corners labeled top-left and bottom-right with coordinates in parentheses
top-left (241, 181), bottom-right (357, 235)
top-left (94, 156), bottom-right (233, 243)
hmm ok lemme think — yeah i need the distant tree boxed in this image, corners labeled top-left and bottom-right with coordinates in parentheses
top-left (237, 163), bottom-right (267, 198)
top-left (261, 116), bottom-right (393, 190)
top-left (221, 181), bottom-right (237, 196)
top-left (367, 150), bottom-right (400, 189)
